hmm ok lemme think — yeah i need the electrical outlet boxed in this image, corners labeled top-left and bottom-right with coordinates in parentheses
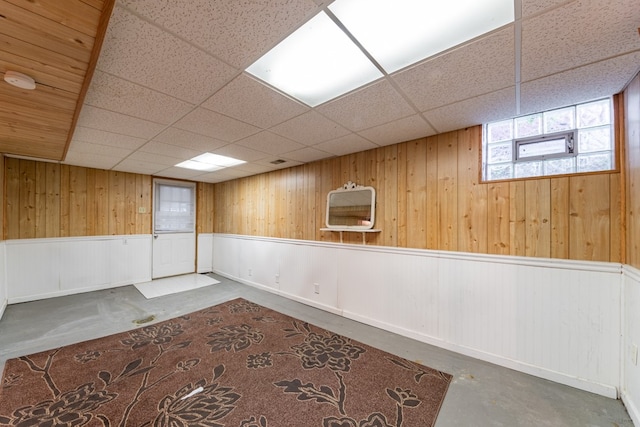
top-left (138, 206), bottom-right (147, 214)
top-left (632, 344), bottom-right (638, 366)
top-left (248, 268), bottom-right (252, 276)
top-left (275, 274), bottom-right (280, 284)
top-left (123, 238), bottom-right (128, 245)
top-left (314, 283), bottom-right (320, 294)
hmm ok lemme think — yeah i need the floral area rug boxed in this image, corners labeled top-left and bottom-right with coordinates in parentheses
top-left (0, 298), bottom-right (452, 426)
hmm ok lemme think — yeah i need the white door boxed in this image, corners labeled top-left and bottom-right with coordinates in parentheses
top-left (152, 179), bottom-right (196, 279)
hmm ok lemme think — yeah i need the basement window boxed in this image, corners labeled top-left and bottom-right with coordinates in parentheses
top-left (483, 98), bottom-right (614, 181)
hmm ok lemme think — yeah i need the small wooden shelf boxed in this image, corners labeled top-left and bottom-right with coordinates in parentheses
top-left (320, 228), bottom-right (381, 244)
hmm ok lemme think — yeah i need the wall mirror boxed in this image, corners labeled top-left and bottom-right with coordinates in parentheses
top-left (325, 182), bottom-right (376, 230)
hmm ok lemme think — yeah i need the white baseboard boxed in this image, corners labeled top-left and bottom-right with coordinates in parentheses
top-left (213, 270), bottom-right (343, 316)
top-left (342, 309), bottom-right (619, 399)
top-left (8, 278), bottom-right (149, 304)
top-left (622, 391), bottom-right (640, 426)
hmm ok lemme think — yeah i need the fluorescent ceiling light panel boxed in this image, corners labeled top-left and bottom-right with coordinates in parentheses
top-left (246, 12), bottom-right (383, 107)
top-left (328, 0), bottom-right (515, 73)
top-left (176, 153), bottom-right (245, 171)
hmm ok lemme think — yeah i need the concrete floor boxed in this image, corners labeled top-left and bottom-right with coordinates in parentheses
top-left (0, 274), bottom-right (633, 427)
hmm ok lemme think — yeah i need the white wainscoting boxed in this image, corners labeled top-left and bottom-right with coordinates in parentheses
top-left (212, 233), bottom-right (623, 398)
top-left (6, 235), bottom-right (152, 303)
top-left (197, 233), bottom-right (214, 273)
top-left (0, 242), bottom-right (6, 320)
top-left (623, 265), bottom-right (640, 425)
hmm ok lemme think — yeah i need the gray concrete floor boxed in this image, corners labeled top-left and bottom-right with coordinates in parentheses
top-left (0, 274), bottom-right (633, 426)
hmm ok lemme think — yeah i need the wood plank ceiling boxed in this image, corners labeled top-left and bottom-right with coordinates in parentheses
top-left (0, 0), bottom-right (114, 160)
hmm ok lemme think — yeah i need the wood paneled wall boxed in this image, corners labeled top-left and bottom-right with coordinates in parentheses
top-left (213, 125), bottom-right (623, 263)
top-left (3, 158), bottom-right (218, 239)
top-left (196, 182), bottom-right (215, 234)
top-left (4, 159), bottom-right (152, 239)
top-left (3, 110), bottom-right (627, 264)
top-left (625, 72), bottom-right (640, 269)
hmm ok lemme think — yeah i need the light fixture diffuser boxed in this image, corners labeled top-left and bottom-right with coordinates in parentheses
top-left (246, 12), bottom-right (383, 107)
top-left (176, 153), bottom-right (245, 172)
top-left (328, 0), bottom-right (514, 73)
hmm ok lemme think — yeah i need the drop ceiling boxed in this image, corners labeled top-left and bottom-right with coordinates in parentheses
top-left (2, 0), bottom-right (639, 183)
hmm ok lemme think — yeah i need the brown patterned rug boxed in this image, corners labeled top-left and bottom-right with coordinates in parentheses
top-left (0, 298), bottom-right (451, 426)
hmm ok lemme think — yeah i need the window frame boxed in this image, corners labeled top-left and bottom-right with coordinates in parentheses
top-left (481, 98), bottom-right (615, 182)
top-left (514, 130), bottom-right (576, 162)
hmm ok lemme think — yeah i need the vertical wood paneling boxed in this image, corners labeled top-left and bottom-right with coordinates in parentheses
top-left (5, 160), bottom-right (157, 239)
top-left (610, 173), bottom-right (622, 263)
top-left (69, 166), bottom-right (87, 236)
top-left (570, 175), bottom-right (611, 262)
top-left (383, 145), bottom-right (398, 247)
top-left (550, 177), bottom-right (569, 259)
top-left (525, 179), bottom-right (551, 258)
top-left (18, 160), bottom-right (35, 239)
top-left (457, 127), bottom-right (487, 253)
top-left (45, 163), bottom-right (60, 237)
top-left (5, 158), bottom-right (19, 240)
top-left (487, 182), bottom-right (510, 255)
top-left (137, 174), bottom-right (152, 234)
top-left (125, 172), bottom-right (137, 235)
top-left (406, 138), bottom-right (428, 249)
top-left (437, 132), bottom-right (458, 251)
top-left (203, 124), bottom-right (622, 263)
top-left (34, 162), bottom-right (47, 237)
top-left (425, 136), bottom-right (438, 249)
top-left (196, 182), bottom-right (215, 234)
top-left (3, 117), bottom-right (625, 264)
top-left (60, 165), bottom-right (70, 237)
top-left (109, 171), bottom-right (125, 236)
top-left (509, 181), bottom-right (526, 256)
top-left (396, 142), bottom-right (408, 247)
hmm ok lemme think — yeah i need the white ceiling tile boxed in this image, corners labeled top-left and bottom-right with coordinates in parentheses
top-left (151, 128), bottom-right (228, 152)
top-left (392, 27), bottom-right (514, 112)
top-left (113, 159), bottom-right (168, 175)
top-left (281, 147), bottom-right (333, 163)
top-left (84, 70), bottom-right (194, 125)
top-left (316, 79), bottom-right (416, 131)
top-left (254, 158), bottom-right (303, 170)
top-left (77, 105), bottom-right (165, 139)
top-left (270, 111), bottom-right (350, 145)
top-left (212, 144), bottom-right (268, 162)
top-left (63, 152), bottom-right (121, 170)
top-left (138, 141), bottom-right (202, 160)
top-left (72, 127), bottom-right (147, 150)
top-left (313, 134), bottom-right (378, 156)
top-left (236, 131), bottom-right (306, 155)
top-left (521, 0), bottom-right (573, 18)
top-left (174, 108), bottom-right (260, 142)
top-left (119, 0), bottom-right (319, 69)
top-left (127, 150), bottom-right (180, 166)
top-left (198, 168), bottom-right (257, 183)
top-left (357, 115), bottom-right (436, 146)
top-left (156, 167), bottom-right (206, 180)
top-left (423, 87), bottom-right (516, 133)
top-left (520, 52), bottom-right (640, 115)
top-left (68, 140), bottom-right (133, 158)
top-left (97, 6), bottom-right (238, 103)
top-left (521, 0), bottom-right (640, 81)
top-left (231, 162), bottom-right (278, 174)
top-left (201, 74), bottom-right (309, 128)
